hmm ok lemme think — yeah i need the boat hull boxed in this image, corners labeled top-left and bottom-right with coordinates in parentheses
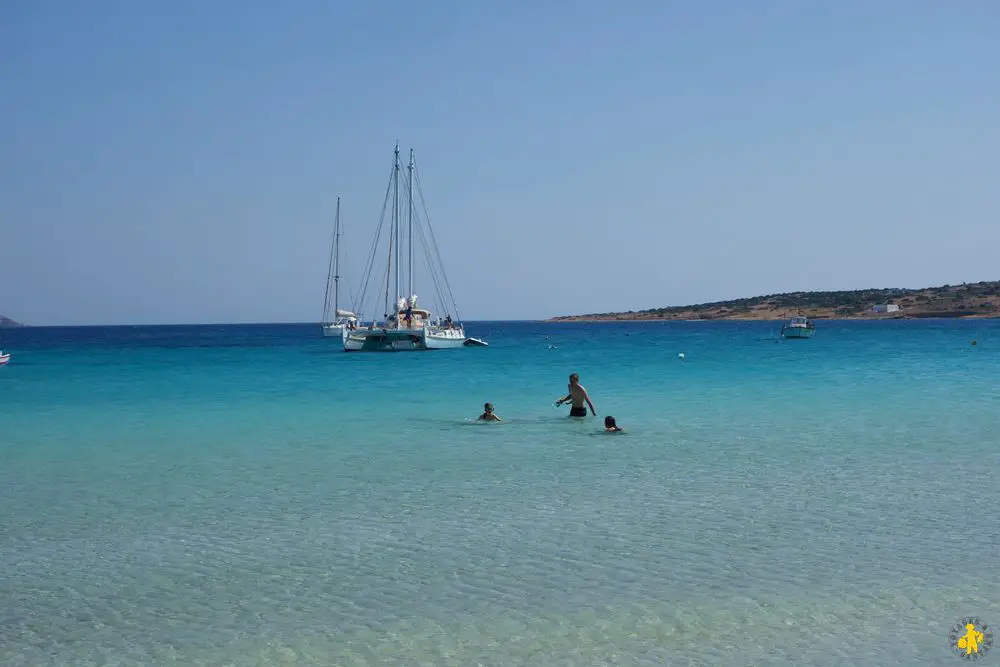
top-left (342, 326), bottom-right (470, 351)
top-left (424, 327), bottom-right (467, 349)
top-left (322, 325), bottom-right (343, 337)
top-left (781, 326), bottom-right (814, 339)
top-left (0, 353), bottom-right (9, 365)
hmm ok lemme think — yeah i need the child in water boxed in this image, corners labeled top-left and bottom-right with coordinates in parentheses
top-left (604, 416), bottom-right (623, 432)
top-left (478, 402), bottom-right (502, 422)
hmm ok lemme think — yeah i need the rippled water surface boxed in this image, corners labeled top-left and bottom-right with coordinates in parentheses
top-left (2, 320), bottom-right (999, 665)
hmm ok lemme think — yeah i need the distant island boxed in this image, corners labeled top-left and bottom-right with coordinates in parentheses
top-left (547, 281), bottom-right (1000, 322)
top-left (0, 315), bottom-right (24, 328)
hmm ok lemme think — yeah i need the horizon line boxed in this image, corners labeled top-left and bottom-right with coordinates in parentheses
top-left (3, 319), bottom-right (550, 329)
top-left (7, 317), bottom-right (998, 329)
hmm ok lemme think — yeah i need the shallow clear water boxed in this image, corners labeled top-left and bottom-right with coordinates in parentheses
top-left (1, 320), bottom-right (999, 665)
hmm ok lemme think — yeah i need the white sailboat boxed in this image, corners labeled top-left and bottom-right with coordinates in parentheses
top-left (0, 327), bottom-right (9, 366)
top-left (343, 144), bottom-right (486, 352)
top-left (321, 197), bottom-right (358, 337)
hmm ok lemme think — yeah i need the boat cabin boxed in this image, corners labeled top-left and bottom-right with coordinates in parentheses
top-left (396, 308), bottom-right (431, 328)
top-left (788, 316), bottom-right (815, 328)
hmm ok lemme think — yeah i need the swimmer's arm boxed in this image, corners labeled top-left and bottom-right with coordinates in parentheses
top-left (581, 387), bottom-right (596, 415)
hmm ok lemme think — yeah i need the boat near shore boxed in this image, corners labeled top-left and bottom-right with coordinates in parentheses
top-left (780, 315), bottom-right (816, 339)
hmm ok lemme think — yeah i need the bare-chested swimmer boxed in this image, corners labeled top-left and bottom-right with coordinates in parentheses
top-left (555, 372), bottom-right (596, 418)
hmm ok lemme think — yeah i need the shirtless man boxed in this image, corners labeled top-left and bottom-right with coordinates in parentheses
top-left (555, 372), bottom-right (596, 417)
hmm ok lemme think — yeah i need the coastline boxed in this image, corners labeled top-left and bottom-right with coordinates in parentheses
top-left (546, 280), bottom-right (1000, 323)
top-left (545, 313), bottom-right (1000, 323)
top-left (538, 313), bottom-right (1000, 324)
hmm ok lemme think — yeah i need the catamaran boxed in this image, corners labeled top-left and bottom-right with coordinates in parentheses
top-left (321, 197), bottom-right (359, 337)
top-left (343, 144), bottom-right (486, 351)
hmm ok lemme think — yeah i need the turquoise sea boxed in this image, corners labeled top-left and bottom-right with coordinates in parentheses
top-left (2, 319), bottom-right (999, 666)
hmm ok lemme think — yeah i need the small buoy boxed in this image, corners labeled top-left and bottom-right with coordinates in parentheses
top-left (678, 352), bottom-right (685, 360)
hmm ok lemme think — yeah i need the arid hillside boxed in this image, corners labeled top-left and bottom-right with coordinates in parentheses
top-left (548, 281), bottom-right (1000, 321)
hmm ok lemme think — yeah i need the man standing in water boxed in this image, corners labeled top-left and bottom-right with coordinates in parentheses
top-left (555, 372), bottom-right (597, 417)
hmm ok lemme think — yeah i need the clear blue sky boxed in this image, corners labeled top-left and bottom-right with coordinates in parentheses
top-left (2, 1), bottom-right (997, 325)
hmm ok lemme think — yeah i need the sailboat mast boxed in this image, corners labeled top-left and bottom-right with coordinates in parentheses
top-left (393, 144), bottom-right (400, 324)
top-left (407, 149), bottom-right (414, 301)
top-left (333, 197), bottom-right (341, 319)
top-left (322, 199), bottom-right (338, 324)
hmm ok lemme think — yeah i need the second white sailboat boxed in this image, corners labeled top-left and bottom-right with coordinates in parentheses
top-left (321, 197), bottom-right (359, 337)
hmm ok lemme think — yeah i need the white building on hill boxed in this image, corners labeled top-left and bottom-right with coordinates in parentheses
top-left (872, 303), bottom-right (900, 313)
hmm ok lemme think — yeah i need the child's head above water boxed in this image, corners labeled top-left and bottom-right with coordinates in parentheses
top-left (604, 416), bottom-right (622, 431)
top-left (478, 402), bottom-right (501, 421)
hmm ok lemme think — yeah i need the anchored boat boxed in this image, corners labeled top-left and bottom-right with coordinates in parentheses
top-left (0, 327), bottom-right (9, 365)
top-left (780, 315), bottom-right (816, 339)
top-left (343, 144), bottom-right (486, 352)
top-left (320, 197), bottom-right (360, 338)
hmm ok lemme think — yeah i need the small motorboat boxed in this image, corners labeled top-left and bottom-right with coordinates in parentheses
top-left (780, 316), bottom-right (815, 339)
